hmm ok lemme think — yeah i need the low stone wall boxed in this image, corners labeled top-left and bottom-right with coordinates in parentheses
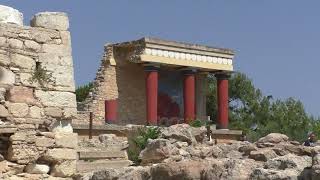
top-left (0, 5), bottom-right (78, 179)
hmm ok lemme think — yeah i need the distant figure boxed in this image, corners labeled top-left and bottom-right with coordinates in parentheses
top-left (303, 132), bottom-right (317, 147)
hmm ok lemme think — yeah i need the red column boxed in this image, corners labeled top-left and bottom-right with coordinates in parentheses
top-left (183, 70), bottom-right (196, 123)
top-left (105, 99), bottom-right (118, 124)
top-left (145, 66), bottom-right (159, 125)
top-left (216, 74), bottom-right (230, 129)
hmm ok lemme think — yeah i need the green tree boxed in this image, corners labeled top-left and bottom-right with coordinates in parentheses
top-left (76, 82), bottom-right (93, 102)
top-left (207, 72), bottom-right (318, 142)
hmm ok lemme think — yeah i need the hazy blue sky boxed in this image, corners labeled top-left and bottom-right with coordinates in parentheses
top-left (1, 1), bottom-right (320, 116)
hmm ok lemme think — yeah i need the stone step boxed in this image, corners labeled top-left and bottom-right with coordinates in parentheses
top-left (78, 149), bottom-right (127, 160)
top-left (76, 160), bottom-right (133, 173)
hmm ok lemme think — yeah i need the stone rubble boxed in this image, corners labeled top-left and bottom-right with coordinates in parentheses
top-left (75, 124), bottom-right (320, 180)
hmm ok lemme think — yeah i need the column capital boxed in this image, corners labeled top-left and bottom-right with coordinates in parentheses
top-left (215, 73), bottom-right (230, 80)
top-left (144, 64), bottom-right (160, 72)
top-left (182, 69), bottom-right (197, 75)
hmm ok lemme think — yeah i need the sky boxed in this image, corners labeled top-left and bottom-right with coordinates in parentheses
top-left (1, 1), bottom-right (320, 116)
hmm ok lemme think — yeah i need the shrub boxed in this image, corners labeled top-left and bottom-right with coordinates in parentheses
top-left (127, 127), bottom-right (160, 165)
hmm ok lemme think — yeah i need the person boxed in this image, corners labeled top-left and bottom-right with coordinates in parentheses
top-left (303, 132), bottom-right (317, 147)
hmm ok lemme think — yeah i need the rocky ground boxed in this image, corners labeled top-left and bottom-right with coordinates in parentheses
top-left (75, 124), bottom-right (320, 180)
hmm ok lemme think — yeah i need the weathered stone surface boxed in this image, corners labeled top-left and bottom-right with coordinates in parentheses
top-left (34, 90), bottom-right (76, 108)
top-left (8, 102), bottom-right (29, 117)
top-left (0, 67), bottom-right (15, 85)
top-left (25, 163), bottom-right (50, 174)
top-left (43, 148), bottom-right (77, 162)
top-left (0, 53), bottom-right (10, 65)
top-left (31, 12), bottom-right (69, 30)
top-left (8, 38), bottom-right (23, 49)
top-left (0, 104), bottom-right (9, 117)
top-left (7, 144), bottom-right (40, 164)
top-left (54, 132), bottom-right (78, 148)
top-left (239, 143), bottom-right (257, 156)
top-left (35, 136), bottom-right (55, 147)
top-left (8, 86), bottom-right (37, 105)
top-left (11, 53), bottom-right (35, 70)
top-left (24, 40), bottom-right (41, 52)
top-left (139, 139), bottom-right (179, 165)
top-left (257, 133), bottom-right (289, 144)
top-left (0, 37), bottom-right (7, 47)
top-left (45, 107), bottom-right (62, 117)
top-left (9, 104), bottom-right (28, 119)
top-left (51, 160), bottom-right (76, 177)
top-left (249, 149), bottom-right (277, 162)
top-left (0, 5), bottom-right (23, 25)
top-left (29, 106), bottom-right (43, 118)
top-left (62, 107), bottom-right (77, 119)
top-left (264, 154), bottom-right (312, 171)
top-left (160, 124), bottom-right (196, 145)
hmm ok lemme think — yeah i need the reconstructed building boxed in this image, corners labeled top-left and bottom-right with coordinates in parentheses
top-left (79, 37), bottom-right (235, 129)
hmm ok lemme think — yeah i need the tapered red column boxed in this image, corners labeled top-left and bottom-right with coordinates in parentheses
top-left (145, 66), bottom-right (159, 125)
top-left (215, 74), bottom-right (230, 129)
top-left (105, 99), bottom-right (118, 124)
top-left (183, 70), bottom-right (196, 123)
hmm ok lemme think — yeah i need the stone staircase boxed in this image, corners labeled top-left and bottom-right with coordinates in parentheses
top-left (76, 134), bottom-right (133, 173)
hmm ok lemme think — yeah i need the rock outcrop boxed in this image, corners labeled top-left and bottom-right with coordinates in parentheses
top-left (75, 125), bottom-right (320, 180)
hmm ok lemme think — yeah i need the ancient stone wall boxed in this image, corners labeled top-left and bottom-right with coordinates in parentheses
top-left (77, 44), bottom-right (209, 126)
top-left (76, 45), bottom-right (147, 125)
top-left (0, 5), bottom-right (78, 179)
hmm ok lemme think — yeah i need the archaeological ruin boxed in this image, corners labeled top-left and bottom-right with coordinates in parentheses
top-left (76, 37), bottom-right (234, 129)
top-left (5, 4), bottom-right (320, 180)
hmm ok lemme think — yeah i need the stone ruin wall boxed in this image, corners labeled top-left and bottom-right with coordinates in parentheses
top-left (0, 5), bottom-right (78, 179)
top-left (76, 44), bottom-right (208, 126)
top-left (76, 45), bottom-right (147, 126)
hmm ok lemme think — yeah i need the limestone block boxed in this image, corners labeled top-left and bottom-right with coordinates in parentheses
top-left (42, 44), bottom-right (71, 56)
top-left (25, 164), bottom-right (50, 174)
top-left (29, 106), bottom-right (43, 118)
top-left (60, 31), bottom-right (71, 45)
top-left (51, 160), bottom-right (76, 177)
top-left (54, 132), bottom-right (78, 149)
top-left (8, 86), bottom-right (37, 105)
top-left (0, 67), bottom-right (15, 85)
top-left (0, 53), bottom-right (10, 66)
top-left (51, 120), bottom-right (73, 133)
top-left (17, 123), bottom-right (35, 130)
top-left (10, 132), bottom-right (27, 141)
top-left (0, 5), bottom-right (23, 25)
top-left (0, 36), bottom-right (7, 47)
top-left (39, 53), bottom-right (72, 67)
top-left (7, 144), bottom-right (40, 164)
top-left (20, 72), bottom-right (37, 87)
top-left (11, 54), bottom-right (36, 70)
top-left (34, 90), bottom-right (76, 108)
top-left (43, 148), bottom-right (77, 162)
top-left (24, 40), bottom-right (41, 52)
top-left (31, 30), bottom-right (52, 43)
top-left (8, 102), bottom-right (29, 118)
top-left (62, 107), bottom-right (77, 119)
top-left (8, 38), bottom-right (23, 49)
top-left (0, 104), bottom-right (8, 117)
top-left (30, 12), bottom-right (69, 30)
top-left (45, 107), bottom-right (62, 117)
top-left (35, 137), bottom-right (55, 147)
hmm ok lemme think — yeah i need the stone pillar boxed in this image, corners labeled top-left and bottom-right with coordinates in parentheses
top-left (145, 66), bottom-right (159, 125)
top-left (215, 74), bottom-right (230, 129)
top-left (105, 99), bottom-right (118, 124)
top-left (183, 70), bottom-right (196, 123)
top-left (0, 5), bottom-right (23, 25)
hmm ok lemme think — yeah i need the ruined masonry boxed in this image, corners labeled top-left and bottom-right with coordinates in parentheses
top-left (0, 5), bottom-right (78, 179)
